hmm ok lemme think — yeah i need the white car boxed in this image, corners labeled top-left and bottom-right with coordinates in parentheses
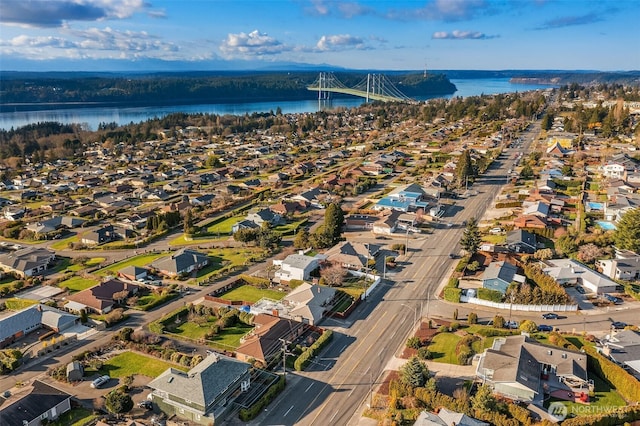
top-left (489, 227), bottom-right (504, 234)
top-left (91, 375), bottom-right (110, 389)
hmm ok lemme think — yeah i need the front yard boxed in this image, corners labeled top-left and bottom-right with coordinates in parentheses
top-left (100, 351), bottom-right (187, 378)
top-left (94, 253), bottom-right (167, 276)
top-left (219, 284), bottom-right (285, 303)
top-left (58, 276), bottom-right (100, 292)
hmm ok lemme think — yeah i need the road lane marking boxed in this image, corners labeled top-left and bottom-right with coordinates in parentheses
top-left (284, 405), bottom-right (294, 417)
top-left (305, 383), bottom-right (314, 393)
top-left (330, 410), bottom-right (339, 422)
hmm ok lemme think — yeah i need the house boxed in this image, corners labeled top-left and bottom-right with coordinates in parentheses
top-left (273, 253), bottom-right (320, 283)
top-left (505, 230), bottom-right (537, 254)
top-left (476, 335), bottom-right (589, 404)
top-left (26, 216), bottom-right (86, 237)
top-left (522, 201), bottom-right (550, 218)
top-left (231, 219), bottom-right (261, 234)
top-left (598, 250), bottom-right (640, 281)
top-left (372, 210), bottom-right (401, 235)
top-left (481, 261), bottom-right (524, 294)
top-left (280, 282), bottom-right (336, 325)
top-left (0, 304), bottom-right (78, 348)
top-left (0, 247), bottom-right (56, 277)
top-left (3, 206), bottom-right (26, 221)
top-left (81, 224), bottom-right (115, 246)
top-left (66, 361), bottom-right (84, 381)
top-left (190, 194), bottom-right (215, 206)
top-left (513, 214), bottom-right (551, 229)
top-left (541, 258), bottom-right (618, 294)
top-left (0, 380), bottom-right (72, 426)
top-left (415, 408), bottom-right (488, 426)
top-left (65, 279), bottom-right (139, 314)
top-left (246, 208), bottom-right (282, 227)
top-left (291, 187), bottom-right (323, 207)
top-left (323, 241), bottom-right (380, 270)
top-left (118, 265), bottom-right (149, 282)
top-left (600, 329), bottom-right (640, 379)
top-left (151, 248), bottom-right (209, 278)
top-left (373, 183), bottom-right (431, 212)
top-left (235, 314), bottom-right (305, 366)
top-left (147, 353), bottom-right (252, 425)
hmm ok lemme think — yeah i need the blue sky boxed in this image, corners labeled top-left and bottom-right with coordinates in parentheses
top-left (0, 0), bottom-right (638, 71)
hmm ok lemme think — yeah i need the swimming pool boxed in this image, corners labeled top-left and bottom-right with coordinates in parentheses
top-left (596, 220), bottom-right (617, 230)
top-left (588, 202), bottom-right (604, 210)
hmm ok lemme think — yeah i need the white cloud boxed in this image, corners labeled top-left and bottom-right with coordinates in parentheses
top-left (432, 30), bottom-right (497, 39)
top-left (316, 34), bottom-right (366, 51)
top-left (220, 30), bottom-right (290, 57)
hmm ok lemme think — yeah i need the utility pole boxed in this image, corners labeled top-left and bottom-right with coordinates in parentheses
top-left (279, 338), bottom-right (291, 379)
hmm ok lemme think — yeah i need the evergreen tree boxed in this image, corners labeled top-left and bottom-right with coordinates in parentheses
top-left (324, 203), bottom-right (344, 244)
top-left (614, 208), bottom-right (640, 253)
top-left (456, 149), bottom-right (473, 186)
top-left (293, 228), bottom-right (310, 249)
top-left (400, 356), bottom-right (429, 388)
top-left (183, 208), bottom-right (194, 235)
top-left (105, 389), bottom-right (133, 414)
top-left (460, 217), bottom-right (481, 254)
top-left (471, 384), bottom-right (496, 412)
top-left (541, 113), bottom-right (553, 130)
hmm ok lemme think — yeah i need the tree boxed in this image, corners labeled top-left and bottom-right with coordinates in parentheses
top-left (556, 234), bottom-right (578, 256)
top-left (233, 228), bottom-right (258, 244)
top-left (492, 315), bottom-right (505, 328)
top-left (541, 113), bottom-right (553, 130)
top-left (471, 384), bottom-right (496, 412)
top-left (460, 217), bottom-right (481, 254)
top-left (519, 320), bottom-right (537, 333)
top-left (319, 263), bottom-right (347, 287)
top-left (468, 312), bottom-right (478, 324)
top-left (520, 164), bottom-right (534, 179)
top-left (614, 208), bottom-right (640, 253)
top-left (293, 228), bottom-right (310, 249)
top-left (577, 243), bottom-right (605, 264)
top-left (183, 208), bottom-right (194, 235)
top-left (533, 248), bottom-right (554, 260)
top-left (456, 149), bottom-right (474, 186)
top-left (400, 356), bottom-right (429, 388)
top-left (324, 203), bottom-right (344, 244)
top-left (105, 389), bottom-right (133, 414)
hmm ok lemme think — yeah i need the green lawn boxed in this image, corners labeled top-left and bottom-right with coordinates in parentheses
top-left (273, 218), bottom-right (308, 236)
top-left (220, 284), bottom-right (285, 303)
top-left (94, 253), bottom-right (167, 276)
top-left (544, 374), bottom-right (626, 415)
top-left (5, 298), bottom-right (39, 310)
top-left (100, 351), bottom-right (187, 378)
top-left (427, 333), bottom-right (462, 364)
top-left (50, 407), bottom-right (98, 426)
top-left (60, 256), bottom-right (105, 273)
top-left (169, 233), bottom-right (225, 246)
top-left (0, 276), bottom-right (18, 290)
top-left (172, 321), bottom-right (253, 350)
top-left (50, 235), bottom-right (78, 250)
top-left (205, 216), bottom-right (242, 234)
top-left (58, 276), bottom-right (100, 292)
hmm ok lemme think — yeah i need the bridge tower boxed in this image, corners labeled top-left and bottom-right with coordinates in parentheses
top-left (366, 74), bottom-right (384, 102)
top-left (317, 72), bottom-right (332, 100)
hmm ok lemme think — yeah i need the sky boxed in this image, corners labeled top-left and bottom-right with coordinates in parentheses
top-left (0, 0), bottom-right (639, 72)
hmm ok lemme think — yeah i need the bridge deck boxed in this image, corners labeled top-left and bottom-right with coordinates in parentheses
top-left (307, 86), bottom-right (405, 102)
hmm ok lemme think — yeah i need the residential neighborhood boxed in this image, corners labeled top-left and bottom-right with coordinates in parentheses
top-left (1, 83), bottom-right (640, 426)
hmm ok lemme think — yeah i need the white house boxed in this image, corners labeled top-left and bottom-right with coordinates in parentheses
top-left (541, 258), bottom-right (618, 294)
top-left (274, 253), bottom-right (320, 282)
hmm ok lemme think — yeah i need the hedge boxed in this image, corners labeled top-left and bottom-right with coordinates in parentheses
top-left (294, 329), bottom-right (333, 371)
top-left (148, 306), bottom-right (189, 334)
top-left (238, 375), bottom-right (286, 421)
top-left (444, 287), bottom-right (461, 303)
top-left (583, 345), bottom-right (640, 402)
top-left (476, 288), bottom-right (503, 302)
top-left (238, 274), bottom-right (270, 287)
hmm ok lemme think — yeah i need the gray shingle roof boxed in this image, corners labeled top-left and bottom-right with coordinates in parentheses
top-left (148, 354), bottom-right (250, 408)
top-left (151, 249), bottom-right (208, 275)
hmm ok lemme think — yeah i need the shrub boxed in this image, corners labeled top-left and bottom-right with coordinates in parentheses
top-left (417, 347), bottom-right (432, 360)
top-left (444, 287), bottom-right (461, 303)
top-left (583, 345), bottom-right (640, 403)
top-left (406, 336), bottom-right (422, 349)
top-left (238, 375), bottom-right (286, 421)
top-left (477, 288), bottom-right (503, 302)
top-left (468, 312), bottom-right (478, 324)
top-left (492, 315), bottom-right (505, 329)
top-left (294, 330), bottom-right (333, 371)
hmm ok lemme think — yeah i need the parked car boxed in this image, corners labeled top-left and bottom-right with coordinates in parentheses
top-left (542, 313), bottom-right (559, 320)
top-left (537, 324), bottom-right (554, 332)
top-left (138, 400), bottom-right (153, 409)
top-left (604, 294), bottom-right (623, 304)
top-left (489, 227), bottom-right (504, 235)
top-left (611, 321), bottom-right (628, 330)
top-left (449, 253), bottom-right (459, 259)
top-left (576, 286), bottom-right (585, 294)
top-left (90, 375), bottom-right (110, 389)
top-left (505, 320), bottom-right (519, 329)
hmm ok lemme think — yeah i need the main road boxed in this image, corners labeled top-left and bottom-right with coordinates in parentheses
top-left (253, 125), bottom-right (541, 426)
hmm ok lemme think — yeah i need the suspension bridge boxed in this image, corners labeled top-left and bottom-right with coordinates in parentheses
top-left (307, 72), bottom-right (413, 103)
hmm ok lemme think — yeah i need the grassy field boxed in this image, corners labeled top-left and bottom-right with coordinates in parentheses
top-left (205, 216), bottom-right (241, 234)
top-left (273, 218), bottom-right (308, 236)
top-left (100, 351), bottom-right (187, 378)
top-left (50, 235), bottom-right (78, 250)
top-left (58, 276), bottom-right (100, 292)
top-left (172, 322), bottom-right (253, 349)
top-left (219, 284), bottom-right (285, 303)
top-left (0, 276), bottom-right (18, 291)
top-left (544, 374), bottom-right (626, 414)
top-left (5, 298), bottom-right (39, 310)
top-left (169, 233), bottom-right (224, 246)
top-left (65, 257), bottom-right (106, 272)
top-left (95, 253), bottom-right (167, 276)
top-left (427, 333), bottom-right (462, 364)
top-left (50, 407), bottom-right (98, 426)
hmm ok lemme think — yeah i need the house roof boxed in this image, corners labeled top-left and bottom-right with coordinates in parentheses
top-left (323, 241), bottom-right (379, 268)
top-left (0, 380), bottom-right (71, 426)
top-left (0, 247), bottom-right (55, 274)
top-left (282, 254), bottom-right (318, 270)
top-left (482, 261), bottom-right (517, 284)
top-left (147, 353), bottom-right (250, 409)
top-left (506, 229), bottom-right (537, 249)
top-left (151, 248), bottom-right (208, 275)
top-left (67, 279), bottom-right (138, 311)
top-left (283, 283), bottom-right (335, 323)
top-left (0, 304), bottom-right (77, 342)
top-left (542, 258), bottom-right (618, 290)
top-left (236, 315), bottom-right (303, 362)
